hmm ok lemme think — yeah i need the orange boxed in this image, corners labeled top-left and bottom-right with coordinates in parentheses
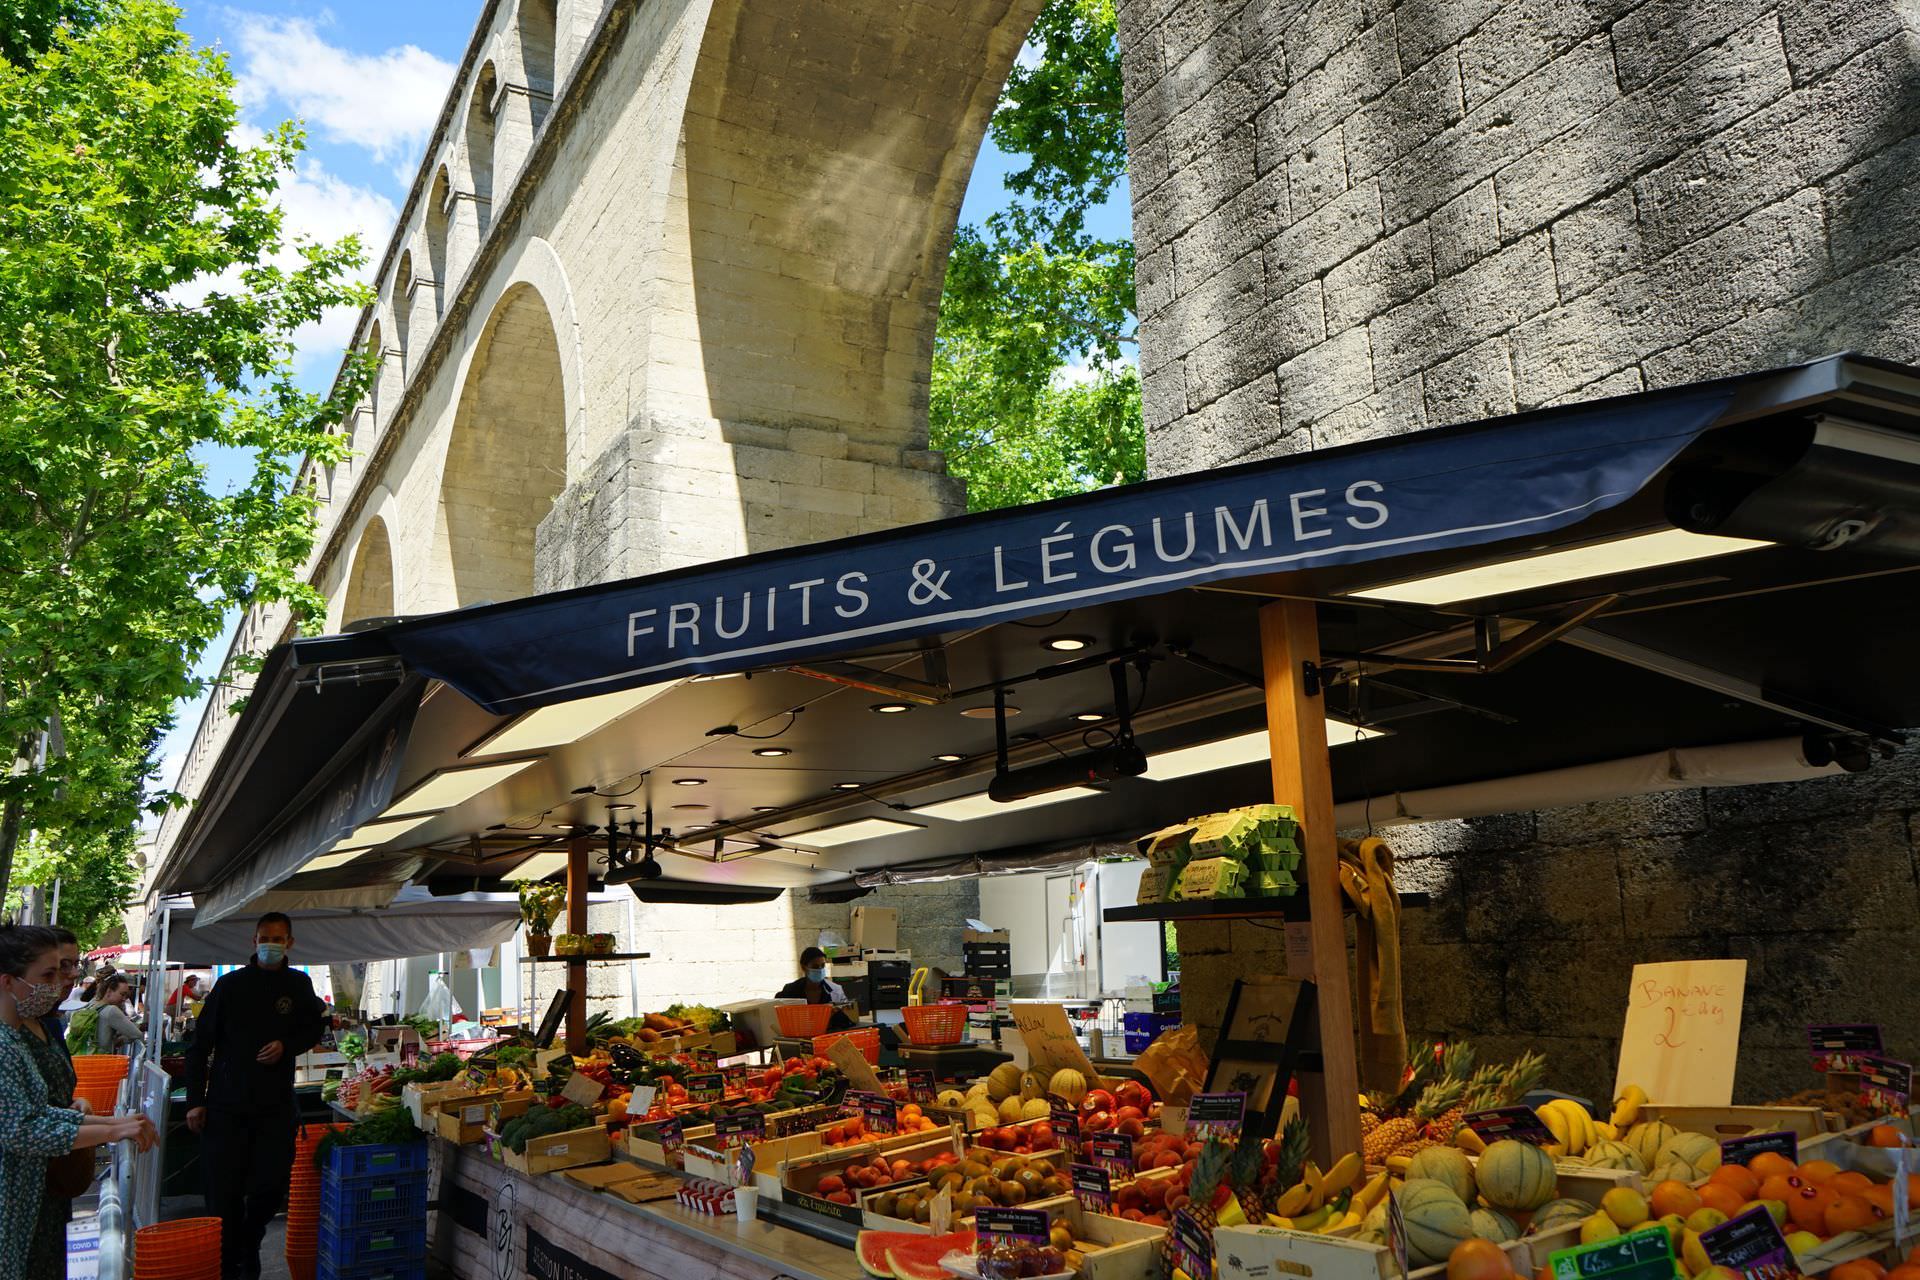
top-left (1861, 1184), bottom-right (1896, 1218)
top-left (1786, 1184), bottom-right (1836, 1235)
top-left (1698, 1182), bottom-right (1748, 1218)
top-left (1799, 1159), bottom-right (1843, 1185)
top-left (1749, 1151), bottom-right (1797, 1180)
top-left (1868, 1124), bottom-right (1903, 1148)
top-left (1831, 1263), bottom-right (1885, 1280)
top-left (1711, 1164), bottom-right (1761, 1199)
top-left (1650, 1180), bottom-right (1702, 1220)
top-left (1446, 1238), bottom-right (1515, 1280)
top-left (1831, 1170), bottom-right (1875, 1196)
top-left (1824, 1195), bottom-right (1879, 1236)
top-left (1758, 1174), bottom-right (1801, 1204)
top-left (1889, 1268), bottom-right (1920, 1280)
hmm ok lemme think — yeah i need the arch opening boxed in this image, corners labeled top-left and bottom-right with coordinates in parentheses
top-left (425, 167), bottom-right (451, 315)
top-left (341, 516), bottom-right (395, 625)
top-left (365, 319), bottom-right (384, 425)
top-left (432, 282), bottom-right (568, 608)
top-left (466, 64), bottom-right (497, 235)
top-left (518, 0), bottom-right (556, 127)
top-left (391, 250), bottom-right (413, 365)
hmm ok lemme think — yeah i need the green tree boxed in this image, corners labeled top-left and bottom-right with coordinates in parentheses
top-left (930, 0), bottom-right (1140, 512)
top-left (0, 0), bottom-right (373, 900)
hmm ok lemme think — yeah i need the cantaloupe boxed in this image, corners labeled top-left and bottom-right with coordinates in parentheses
top-left (987, 1063), bottom-right (1024, 1102)
top-left (1400, 1179), bottom-right (1473, 1267)
top-left (1477, 1139), bottom-right (1557, 1212)
top-left (1624, 1121), bottom-right (1678, 1169)
top-left (935, 1089), bottom-right (966, 1109)
top-left (969, 1104), bottom-right (999, 1130)
top-left (997, 1095), bottom-right (1025, 1122)
top-left (1532, 1198), bottom-right (1594, 1231)
top-left (1469, 1208), bottom-right (1520, 1243)
top-left (1407, 1146), bottom-right (1476, 1204)
top-left (1048, 1068), bottom-right (1088, 1104)
top-left (1019, 1070), bottom-right (1048, 1103)
top-left (1020, 1097), bottom-right (1051, 1121)
top-left (1652, 1131), bottom-right (1720, 1181)
top-left (1582, 1139), bottom-right (1647, 1173)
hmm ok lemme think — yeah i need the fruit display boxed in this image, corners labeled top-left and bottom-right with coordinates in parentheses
top-left (854, 1229), bottom-right (973, 1280)
top-left (814, 1150), bottom-right (965, 1207)
top-left (972, 1119), bottom-right (1060, 1155)
top-left (875, 1153), bottom-right (1071, 1221)
top-left (1362, 1042), bottom-right (1546, 1164)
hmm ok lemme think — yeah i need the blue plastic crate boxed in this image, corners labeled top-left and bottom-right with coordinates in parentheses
top-left (320, 1172), bottom-right (428, 1230)
top-left (317, 1220), bottom-right (426, 1272)
top-left (323, 1141), bottom-right (428, 1181)
top-left (1123, 1030), bottom-right (1159, 1055)
top-left (317, 1256), bottom-right (425, 1280)
top-left (1122, 1011), bottom-right (1179, 1033)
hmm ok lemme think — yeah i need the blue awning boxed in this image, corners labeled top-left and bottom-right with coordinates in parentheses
top-left (298, 378), bottom-right (1748, 715)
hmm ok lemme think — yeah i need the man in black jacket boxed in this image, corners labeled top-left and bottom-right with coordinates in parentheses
top-left (183, 912), bottom-right (327, 1280)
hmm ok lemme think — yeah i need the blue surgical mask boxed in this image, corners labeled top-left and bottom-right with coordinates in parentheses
top-left (256, 943), bottom-right (287, 966)
top-left (806, 966), bottom-right (827, 983)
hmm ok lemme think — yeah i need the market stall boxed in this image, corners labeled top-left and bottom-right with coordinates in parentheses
top-left (140, 355), bottom-right (1920, 1280)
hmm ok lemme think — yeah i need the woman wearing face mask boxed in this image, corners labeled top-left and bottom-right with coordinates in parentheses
top-left (775, 947), bottom-right (847, 1005)
top-left (0, 926), bottom-right (156, 1280)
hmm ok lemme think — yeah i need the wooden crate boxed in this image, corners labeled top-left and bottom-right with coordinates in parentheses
top-left (1640, 1104), bottom-right (1828, 1141)
top-left (1798, 1115), bottom-right (1918, 1178)
top-left (502, 1124), bottom-right (611, 1175)
top-left (682, 1131), bottom-right (823, 1185)
top-left (402, 1081), bottom-right (467, 1129)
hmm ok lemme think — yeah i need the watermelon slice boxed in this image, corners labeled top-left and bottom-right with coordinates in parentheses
top-left (857, 1230), bottom-right (937, 1277)
top-left (884, 1230), bottom-right (974, 1280)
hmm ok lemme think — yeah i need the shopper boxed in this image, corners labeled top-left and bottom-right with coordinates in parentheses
top-left (45, 930), bottom-right (79, 1038)
top-left (183, 913), bottom-right (326, 1280)
top-left (0, 925), bottom-right (155, 1280)
top-left (165, 974), bottom-right (201, 1016)
top-left (67, 976), bottom-right (141, 1055)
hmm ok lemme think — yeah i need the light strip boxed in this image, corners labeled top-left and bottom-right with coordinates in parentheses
top-left (787, 817), bottom-right (927, 847)
top-left (502, 852), bottom-right (569, 881)
top-left (1347, 529), bottom-right (1771, 606)
top-left (322, 813), bottom-right (441, 854)
top-left (300, 850), bottom-right (369, 873)
top-left (380, 759), bottom-right (541, 816)
top-left (1143, 723), bottom-right (1380, 782)
top-left (912, 787), bottom-right (1103, 822)
top-left (466, 682), bottom-right (675, 756)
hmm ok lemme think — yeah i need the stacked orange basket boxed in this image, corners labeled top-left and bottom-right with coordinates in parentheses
top-left (900, 1002), bottom-right (968, 1046)
top-left (71, 1055), bottom-right (129, 1113)
top-left (813, 1027), bottom-right (881, 1063)
top-left (285, 1123), bottom-right (344, 1280)
top-left (774, 1003), bottom-right (834, 1039)
top-left (133, 1217), bottom-right (222, 1280)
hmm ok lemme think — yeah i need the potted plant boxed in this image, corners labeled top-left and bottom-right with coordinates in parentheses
top-left (519, 882), bottom-right (564, 956)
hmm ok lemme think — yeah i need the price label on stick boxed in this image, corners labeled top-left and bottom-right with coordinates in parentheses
top-left (1170, 1208), bottom-right (1215, 1280)
top-left (628, 1084), bottom-right (656, 1116)
top-left (1051, 1100), bottom-right (1081, 1155)
top-left (560, 1072), bottom-right (605, 1107)
top-left (1071, 1163), bottom-right (1112, 1214)
top-left (1549, 1221), bottom-right (1680, 1280)
top-left (861, 1094), bottom-right (899, 1135)
top-left (1185, 1092), bottom-right (1246, 1143)
top-left (686, 1072), bottom-right (724, 1103)
top-left (1386, 1191), bottom-right (1411, 1280)
top-left (1465, 1106), bottom-right (1555, 1147)
top-left (1860, 1055), bottom-right (1914, 1111)
top-left (906, 1068), bottom-right (935, 1104)
top-left (655, 1117), bottom-right (685, 1162)
top-left (1807, 1024), bottom-right (1882, 1074)
top-left (1700, 1206), bottom-right (1794, 1280)
top-left (1720, 1131), bottom-right (1797, 1168)
top-left (714, 1110), bottom-right (765, 1149)
top-left (1089, 1134), bottom-right (1134, 1177)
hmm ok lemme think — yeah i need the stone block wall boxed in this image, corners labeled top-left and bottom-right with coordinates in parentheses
top-left (1118, 0), bottom-right (1920, 475)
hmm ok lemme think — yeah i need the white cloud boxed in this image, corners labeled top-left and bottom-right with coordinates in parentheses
top-left (274, 157), bottom-right (400, 374)
top-left (228, 13), bottom-right (455, 173)
top-left (1050, 347), bottom-right (1137, 390)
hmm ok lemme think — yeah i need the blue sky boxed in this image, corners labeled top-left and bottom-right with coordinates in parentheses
top-left (154, 1), bottom-right (1130, 794)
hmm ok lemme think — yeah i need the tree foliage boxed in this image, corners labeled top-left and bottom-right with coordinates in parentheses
top-left (930, 0), bottom-right (1141, 512)
top-left (0, 0), bottom-right (373, 900)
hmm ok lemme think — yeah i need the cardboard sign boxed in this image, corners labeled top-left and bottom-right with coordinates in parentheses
top-left (1170, 1208), bottom-right (1215, 1280)
top-left (1548, 1225), bottom-right (1678, 1280)
top-left (1466, 1105), bottom-right (1555, 1147)
top-left (1089, 1134), bottom-right (1134, 1177)
top-left (1071, 1163), bottom-right (1113, 1214)
top-left (826, 1035), bottom-right (885, 1096)
top-left (907, 1068), bottom-right (936, 1104)
top-left (1186, 1092), bottom-right (1247, 1143)
top-left (1861, 1055), bottom-right (1914, 1109)
top-left (1720, 1131), bottom-right (1798, 1167)
top-left (1613, 960), bottom-right (1747, 1106)
top-left (1700, 1207), bottom-right (1794, 1280)
top-left (686, 1073), bottom-right (724, 1103)
top-left (560, 1072), bottom-right (606, 1107)
top-left (713, 1110), bottom-right (765, 1148)
top-left (1808, 1024), bottom-right (1882, 1074)
top-left (1010, 1002), bottom-right (1099, 1085)
top-left (1051, 1100), bottom-right (1081, 1154)
top-left (862, 1094), bottom-right (900, 1135)
top-left (628, 1084), bottom-right (657, 1117)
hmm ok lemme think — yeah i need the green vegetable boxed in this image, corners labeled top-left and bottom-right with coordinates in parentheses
top-left (338, 1032), bottom-right (367, 1060)
top-left (504, 1104), bottom-right (592, 1153)
top-left (313, 1103), bottom-right (425, 1167)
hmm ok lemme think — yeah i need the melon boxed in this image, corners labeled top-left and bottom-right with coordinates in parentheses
top-left (1652, 1131), bottom-right (1720, 1181)
top-left (1469, 1208), bottom-right (1519, 1243)
top-left (968, 1105), bottom-right (998, 1131)
top-left (935, 1089), bottom-right (966, 1110)
top-left (1407, 1146), bottom-right (1476, 1203)
top-left (1399, 1178), bottom-right (1473, 1267)
top-left (1624, 1121), bottom-right (1678, 1169)
top-left (1477, 1139), bottom-right (1557, 1212)
top-left (997, 1095), bottom-right (1025, 1123)
top-left (1019, 1070), bottom-right (1048, 1103)
top-left (1582, 1139), bottom-right (1647, 1173)
top-left (1020, 1098), bottom-right (1050, 1121)
top-left (1049, 1068), bottom-right (1088, 1104)
top-left (1532, 1198), bottom-right (1595, 1231)
top-left (986, 1063), bottom-right (1023, 1102)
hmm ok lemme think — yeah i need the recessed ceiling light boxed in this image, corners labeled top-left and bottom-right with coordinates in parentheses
top-left (606, 802), bottom-right (635, 811)
top-left (960, 705), bottom-right (1018, 719)
top-left (689, 672), bottom-right (741, 682)
top-left (871, 702), bottom-right (913, 714)
top-left (752, 806), bottom-right (779, 812)
top-left (671, 777), bottom-right (706, 787)
top-left (503, 852), bottom-right (569, 882)
top-left (1142, 722), bottom-right (1384, 782)
top-left (671, 802), bottom-right (707, 811)
top-left (789, 817), bottom-right (926, 847)
top-left (752, 747), bottom-right (792, 758)
top-left (381, 759), bottom-right (540, 815)
top-left (1043, 636), bottom-right (1092, 652)
top-left (465, 681), bottom-right (672, 757)
top-left (1347, 529), bottom-right (1770, 606)
top-left (300, 849), bottom-right (367, 872)
top-left (323, 812), bottom-right (441, 854)
top-left (932, 753), bottom-right (964, 763)
top-left (912, 787), bottom-right (1102, 821)
top-left (832, 781), bottom-right (863, 791)
top-left (1073, 712), bottom-right (1105, 723)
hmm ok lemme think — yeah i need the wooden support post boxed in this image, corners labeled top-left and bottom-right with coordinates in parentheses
top-left (1260, 599), bottom-right (1362, 1163)
top-left (564, 834), bottom-right (590, 1057)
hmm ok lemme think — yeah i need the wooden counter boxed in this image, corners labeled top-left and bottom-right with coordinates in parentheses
top-left (431, 1137), bottom-right (869, 1280)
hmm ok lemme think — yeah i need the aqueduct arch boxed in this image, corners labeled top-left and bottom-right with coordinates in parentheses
top-left (339, 515), bottom-right (397, 626)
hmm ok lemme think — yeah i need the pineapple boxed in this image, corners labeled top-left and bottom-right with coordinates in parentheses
top-left (1229, 1127), bottom-right (1268, 1220)
top-left (1496, 1051), bottom-right (1547, 1107)
top-left (1430, 1064), bottom-right (1503, 1142)
top-left (1162, 1138), bottom-right (1232, 1278)
top-left (1248, 1116), bottom-right (1311, 1221)
top-left (1360, 1111), bottom-right (1381, 1136)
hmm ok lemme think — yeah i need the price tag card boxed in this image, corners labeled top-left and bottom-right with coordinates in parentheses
top-left (1808, 1024), bottom-right (1883, 1074)
top-left (1170, 1208), bottom-right (1215, 1280)
top-left (656, 1117), bottom-right (685, 1158)
top-left (976, 1208), bottom-right (1051, 1268)
top-left (841, 1089), bottom-right (875, 1119)
top-left (1861, 1055), bottom-right (1914, 1110)
top-left (906, 1068), bottom-right (936, 1105)
top-left (460, 1102), bottom-right (488, 1124)
top-left (1700, 1206), bottom-right (1793, 1280)
top-left (862, 1094), bottom-right (900, 1135)
top-left (464, 1062), bottom-right (492, 1090)
top-left (628, 1084), bottom-right (657, 1116)
top-left (1891, 1145), bottom-right (1911, 1244)
top-left (714, 1110), bottom-right (766, 1148)
top-left (1720, 1131), bottom-right (1798, 1167)
top-left (1387, 1190), bottom-right (1411, 1280)
top-left (691, 1048), bottom-right (719, 1070)
top-left (1185, 1092), bottom-right (1246, 1143)
top-left (1089, 1134), bottom-right (1134, 1178)
top-left (686, 1073), bottom-right (725, 1103)
top-left (560, 1072), bottom-right (606, 1107)
top-left (1466, 1105), bottom-right (1557, 1147)
top-left (1547, 1222), bottom-right (1678, 1280)
top-left (1051, 1100), bottom-right (1082, 1154)
top-left (1071, 1163), bottom-right (1113, 1214)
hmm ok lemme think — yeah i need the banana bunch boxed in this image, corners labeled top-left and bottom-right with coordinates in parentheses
top-left (1536, 1099), bottom-right (1615, 1157)
top-left (1610, 1084), bottom-right (1647, 1128)
top-left (1266, 1153), bottom-right (1374, 1233)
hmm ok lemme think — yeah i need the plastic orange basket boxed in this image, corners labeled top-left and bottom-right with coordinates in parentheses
top-left (813, 1027), bottom-right (881, 1064)
top-left (76, 1080), bottom-right (122, 1113)
top-left (135, 1218), bottom-right (222, 1280)
top-left (775, 1003), bottom-right (834, 1038)
top-left (73, 1054), bottom-right (130, 1079)
top-left (900, 1003), bottom-right (968, 1046)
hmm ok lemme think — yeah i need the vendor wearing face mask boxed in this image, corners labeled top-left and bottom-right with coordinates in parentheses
top-left (775, 947), bottom-right (848, 1005)
top-left (182, 912), bottom-right (327, 1280)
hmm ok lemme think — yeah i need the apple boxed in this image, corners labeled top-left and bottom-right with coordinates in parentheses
top-left (1083, 1110), bottom-right (1113, 1133)
top-left (1083, 1089), bottom-right (1116, 1114)
top-left (1116, 1117), bottom-right (1146, 1139)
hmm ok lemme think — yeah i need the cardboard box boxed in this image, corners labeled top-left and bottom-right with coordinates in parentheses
top-left (851, 906), bottom-right (898, 952)
top-left (963, 929), bottom-right (1010, 945)
top-left (501, 1124), bottom-right (610, 1175)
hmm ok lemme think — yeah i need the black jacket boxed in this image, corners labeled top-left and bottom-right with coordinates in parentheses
top-left (183, 962), bottom-right (327, 1111)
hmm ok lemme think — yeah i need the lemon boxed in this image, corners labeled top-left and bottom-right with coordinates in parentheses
top-left (1602, 1188), bottom-right (1651, 1229)
top-left (1581, 1213), bottom-right (1623, 1245)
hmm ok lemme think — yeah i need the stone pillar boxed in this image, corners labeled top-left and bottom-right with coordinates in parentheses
top-left (490, 84), bottom-right (548, 197)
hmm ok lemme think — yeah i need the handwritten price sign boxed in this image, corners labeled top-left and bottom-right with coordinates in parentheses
top-left (1614, 960), bottom-right (1747, 1107)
